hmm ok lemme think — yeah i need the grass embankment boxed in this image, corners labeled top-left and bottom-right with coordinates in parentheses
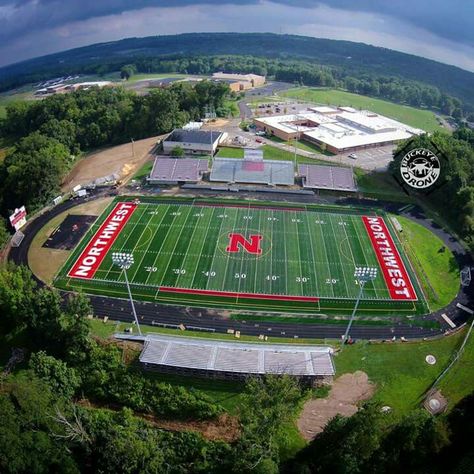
top-left (354, 168), bottom-right (412, 201)
top-left (132, 159), bottom-right (154, 181)
top-left (336, 330), bottom-right (473, 415)
top-left (281, 88), bottom-right (444, 132)
top-left (216, 144), bottom-right (330, 165)
top-left (396, 216), bottom-right (459, 310)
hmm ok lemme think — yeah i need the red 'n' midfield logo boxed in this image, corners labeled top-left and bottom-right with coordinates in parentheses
top-left (226, 233), bottom-right (263, 255)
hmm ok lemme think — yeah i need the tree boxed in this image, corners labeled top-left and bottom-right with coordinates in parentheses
top-left (30, 351), bottom-right (81, 399)
top-left (1, 132), bottom-right (69, 211)
top-left (120, 64), bottom-right (137, 80)
top-left (371, 410), bottom-right (448, 473)
top-left (0, 218), bottom-right (10, 248)
top-left (288, 402), bottom-right (386, 474)
top-left (170, 145), bottom-right (185, 157)
top-left (234, 376), bottom-right (304, 472)
top-left (0, 374), bottom-right (79, 473)
top-left (27, 289), bottom-right (91, 360)
top-left (0, 263), bottom-right (37, 332)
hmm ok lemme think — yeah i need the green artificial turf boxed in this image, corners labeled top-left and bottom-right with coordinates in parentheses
top-left (56, 197), bottom-right (426, 316)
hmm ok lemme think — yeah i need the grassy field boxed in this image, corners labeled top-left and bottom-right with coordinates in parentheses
top-left (281, 88), bottom-right (444, 132)
top-left (396, 216), bottom-right (459, 310)
top-left (56, 197), bottom-right (426, 316)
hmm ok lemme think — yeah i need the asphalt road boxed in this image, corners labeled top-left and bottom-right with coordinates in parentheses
top-left (10, 188), bottom-right (473, 340)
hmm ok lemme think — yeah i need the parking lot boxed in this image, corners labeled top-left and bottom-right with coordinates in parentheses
top-left (341, 146), bottom-right (395, 171)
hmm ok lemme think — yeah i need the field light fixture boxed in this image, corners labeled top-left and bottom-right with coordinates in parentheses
top-left (354, 266), bottom-right (378, 282)
top-left (341, 266), bottom-right (378, 349)
top-left (112, 252), bottom-right (134, 270)
top-left (112, 252), bottom-right (142, 336)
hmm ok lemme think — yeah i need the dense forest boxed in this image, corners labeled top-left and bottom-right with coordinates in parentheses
top-left (0, 81), bottom-right (230, 217)
top-left (0, 263), bottom-right (473, 473)
top-left (1, 33), bottom-right (473, 109)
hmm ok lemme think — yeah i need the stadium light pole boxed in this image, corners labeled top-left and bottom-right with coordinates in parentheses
top-left (341, 266), bottom-right (378, 350)
top-left (112, 252), bottom-right (142, 336)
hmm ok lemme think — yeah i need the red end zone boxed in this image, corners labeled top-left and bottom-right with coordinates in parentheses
top-left (67, 202), bottom-right (137, 279)
top-left (362, 216), bottom-right (417, 301)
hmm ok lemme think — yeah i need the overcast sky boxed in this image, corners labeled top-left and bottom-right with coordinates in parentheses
top-left (1, 0), bottom-right (473, 71)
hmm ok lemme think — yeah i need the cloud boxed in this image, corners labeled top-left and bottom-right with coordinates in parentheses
top-left (0, 1), bottom-right (473, 71)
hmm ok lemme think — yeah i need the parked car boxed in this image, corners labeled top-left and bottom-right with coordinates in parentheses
top-left (348, 153), bottom-right (358, 159)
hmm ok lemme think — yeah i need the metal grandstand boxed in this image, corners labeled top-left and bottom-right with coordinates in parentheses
top-left (210, 157), bottom-right (294, 186)
top-left (147, 157), bottom-right (208, 184)
top-left (298, 164), bottom-right (357, 192)
top-left (138, 334), bottom-right (334, 382)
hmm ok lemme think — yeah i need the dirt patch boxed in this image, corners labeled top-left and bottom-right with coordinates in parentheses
top-left (77, 399), bottom-right (240, 442)
top-left (28, 197), bottom-right (114, 283)
top-left (203, 118), bottom-right (229, 128)
top-left (62, 136), bottom-right (162, 192)
top-left (297, 371), bottom-right (375, 440)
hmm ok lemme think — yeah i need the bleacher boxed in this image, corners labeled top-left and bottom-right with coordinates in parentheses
top-left (211, 157), bottom-right (294, 186)
top-left (147, 157), bottom-right (208, 184)
top-left (298, 164), bottom-right (357, 192)
top-left (139, 334), bottom-right (335, 382)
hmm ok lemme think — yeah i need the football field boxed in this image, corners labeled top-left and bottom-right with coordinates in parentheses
top-left (56, 198), bottom-right (426, 315)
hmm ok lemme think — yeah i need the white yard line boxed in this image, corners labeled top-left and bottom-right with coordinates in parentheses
top-left (129, 203), bottom-right (168, 283)
top-left (190, 208), bottom-right (218, 290)
top-left (202, 208), bottom-right (228, 291)
top-left (328, 214), bottom-right (350, 297)
top-left (251, 209), bottom-right (264, 295)
top-left (319, 214), bottom-right (335, 298)
top-left (235, 204), bottom-right (253, 296)
top-left (293, 211), bottom-right (304, 295)
top-left (305, 214), bottom-right (319, 296)
top-left (219, 207), bottom-right (245, 292)
top-left (146, 205), bottom-right (191, 286)
top-left (175, 206), bottom-right (210, 288)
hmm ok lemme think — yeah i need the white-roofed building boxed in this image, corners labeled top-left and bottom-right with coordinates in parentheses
top-left (254, 107), bottom-right (424, 154)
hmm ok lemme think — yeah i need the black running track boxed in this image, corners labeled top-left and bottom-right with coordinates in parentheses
top-left (9, 188), bottom-right (473, 340)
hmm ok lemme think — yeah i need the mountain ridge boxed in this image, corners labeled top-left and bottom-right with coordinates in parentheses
top-left (1, 32), bottom-right (473, 105)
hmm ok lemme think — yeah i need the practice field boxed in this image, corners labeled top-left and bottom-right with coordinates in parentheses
top-left (56, 198), bottom-right (427, 315)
